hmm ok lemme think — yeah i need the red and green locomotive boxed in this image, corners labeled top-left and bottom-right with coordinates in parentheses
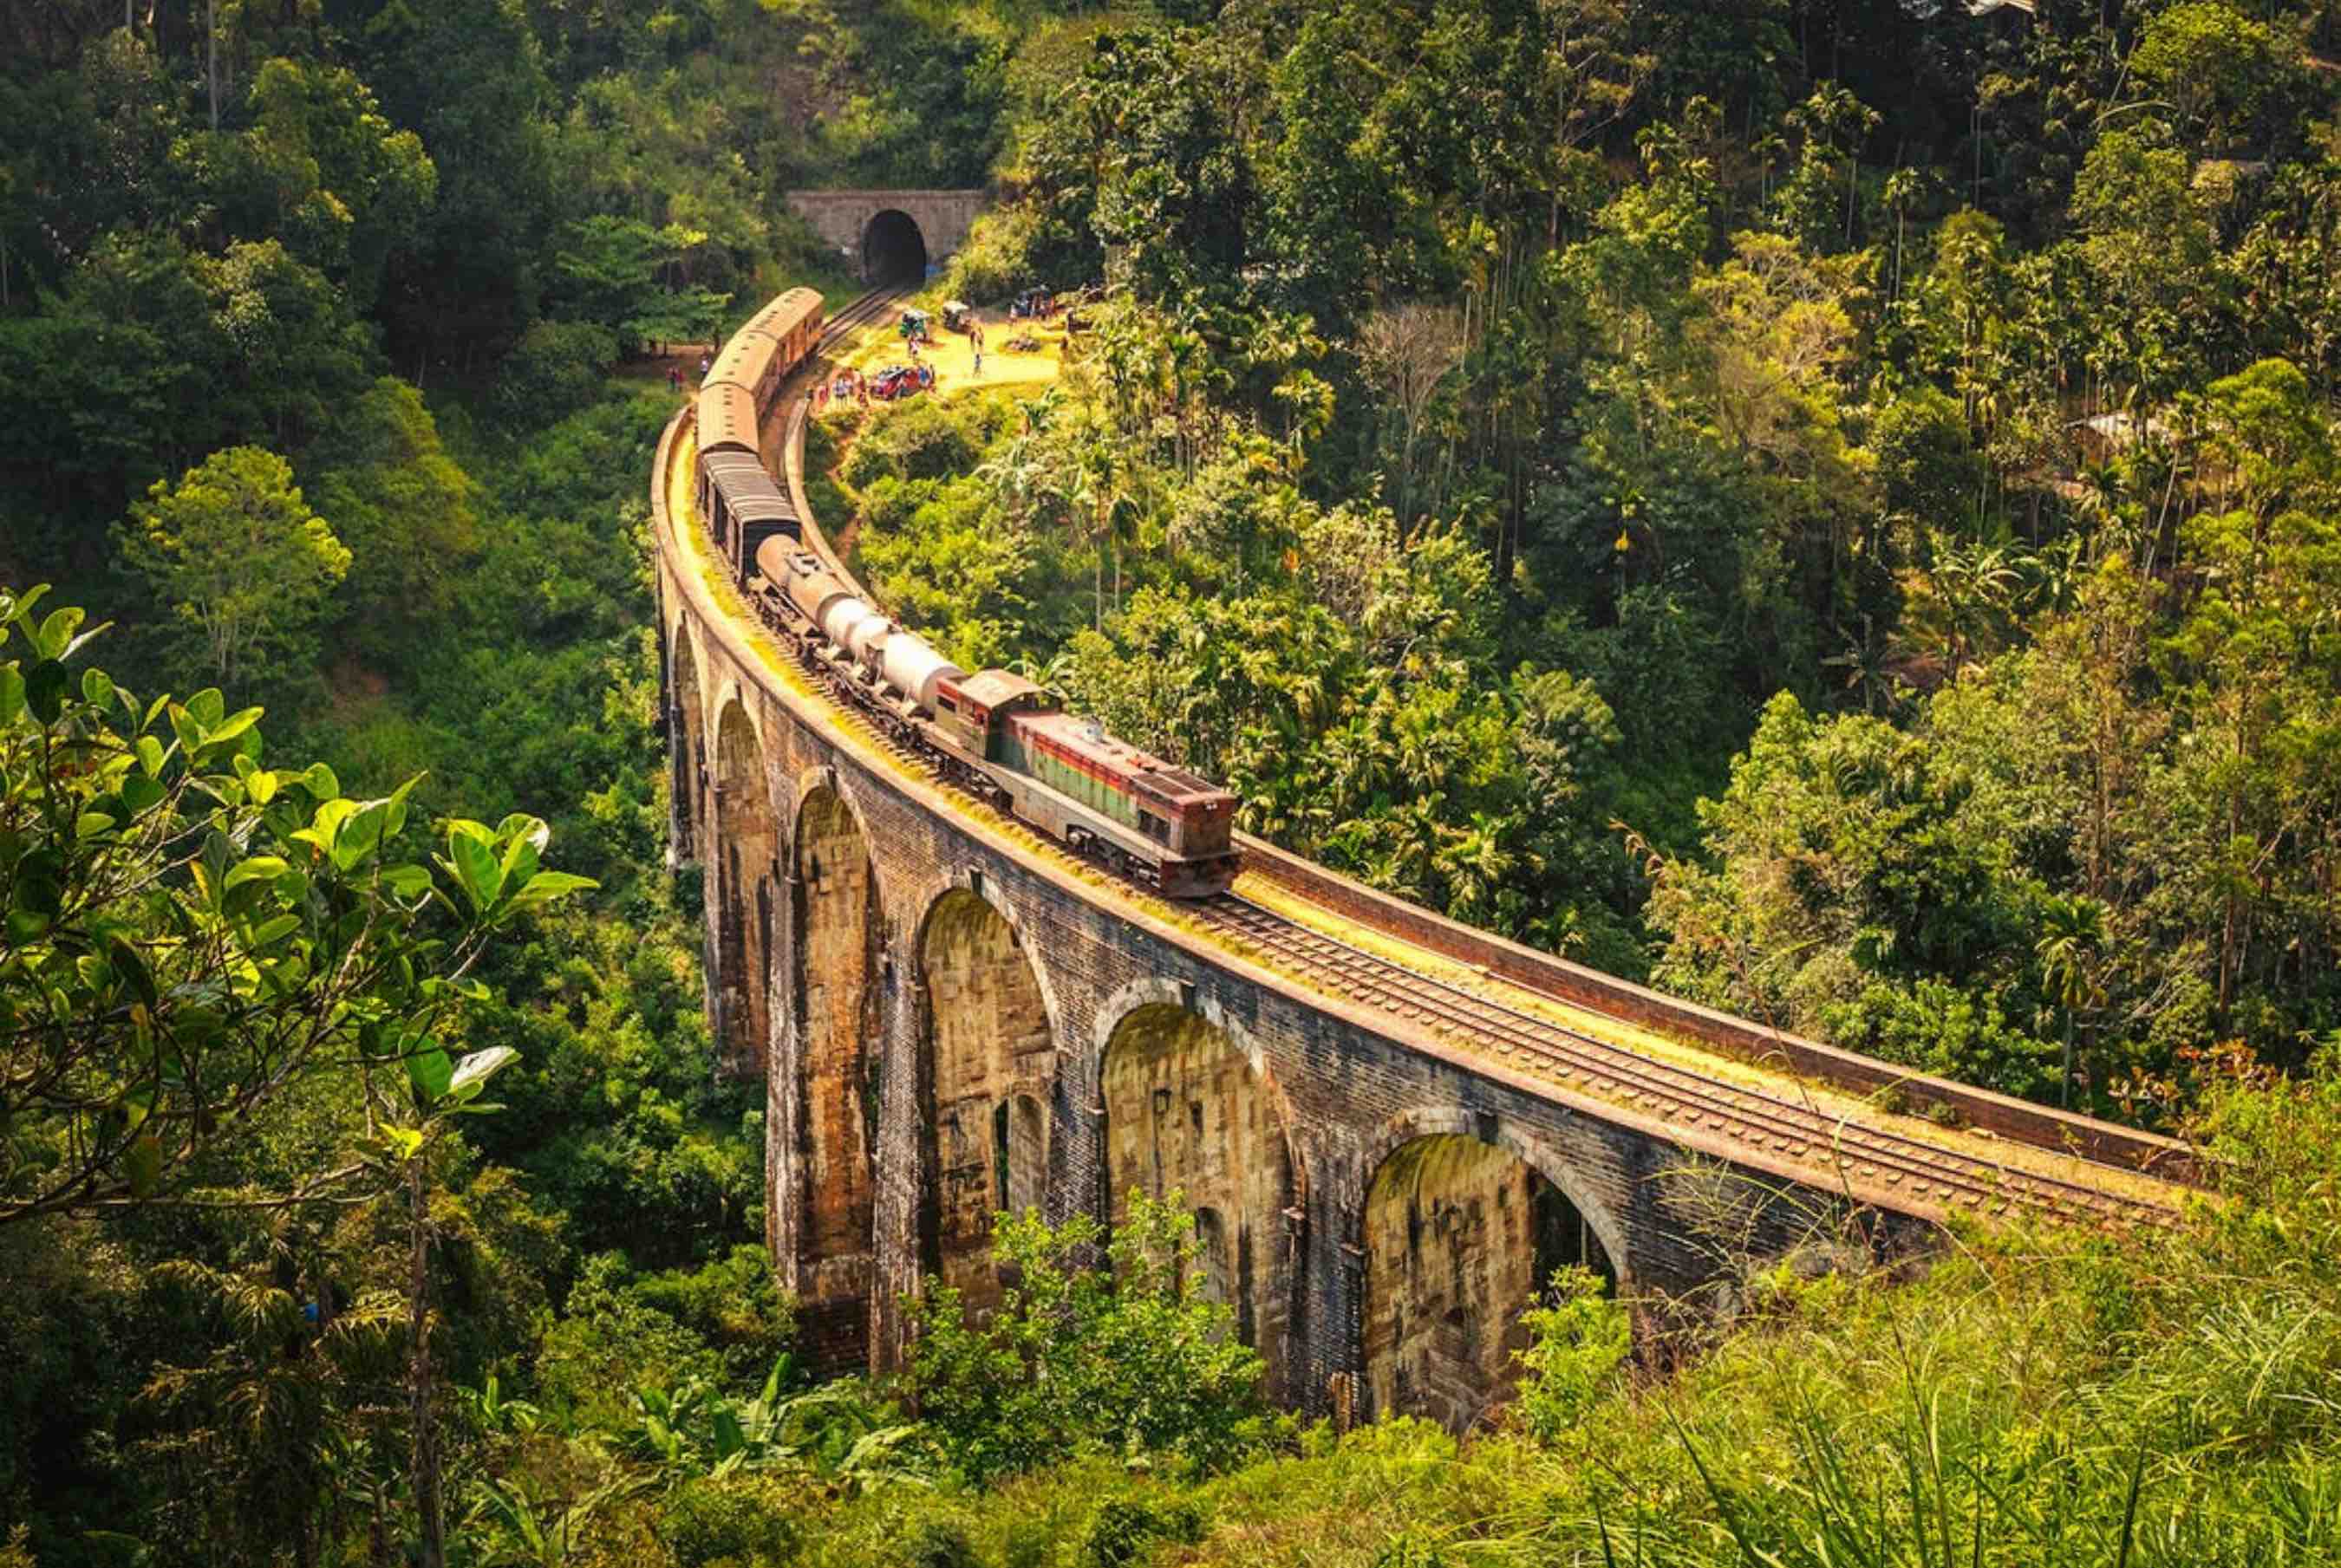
top-left (751, 540), bottom-right (1239, 897)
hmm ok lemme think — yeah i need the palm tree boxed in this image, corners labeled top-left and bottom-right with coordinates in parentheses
top-left (137, 1261), bottom-right (406, 1568)
top-left (1882, 167), bottom-right (1927, 303)
top-left (2035, 894), bottom-right (2109, 1109)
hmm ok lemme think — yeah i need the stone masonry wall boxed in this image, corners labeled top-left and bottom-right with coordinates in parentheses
top-left (658, 520), bottom-right (1867, 1422)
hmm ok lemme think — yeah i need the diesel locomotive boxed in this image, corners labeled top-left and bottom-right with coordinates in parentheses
top-left (692, 289), bottom-right (1241, 898)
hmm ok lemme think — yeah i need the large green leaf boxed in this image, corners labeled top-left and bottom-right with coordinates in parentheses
top-left (380, 863), bottom-right (435, 899)
top-left (34, 605), bottom-right (83, 660)
top-left (500, 870), bottom-right (600, 918)
top-left (405, 1044), bottom-right (454, 1103)
top-left (225, 856), bottom-right (290, 892)
top-left (712, 1407), bottom-right (746, 1461)
top-left (447, 827), bottom-right (504, 914)
top-left (24, 660), bottom-right (68, 723)
top-left (125, 1134), bottom-right (162, 1197)
top-left (120, 772), bottom-right (166, 815)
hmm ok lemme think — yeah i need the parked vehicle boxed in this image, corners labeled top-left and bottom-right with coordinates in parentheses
top-left (870, 364), bottom-right (931, 401)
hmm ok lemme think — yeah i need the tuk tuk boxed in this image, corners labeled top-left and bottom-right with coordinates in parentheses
top-left (898, 308), bottom-right (931, 343)
top-left (941, 300), bottom-right (973, 333)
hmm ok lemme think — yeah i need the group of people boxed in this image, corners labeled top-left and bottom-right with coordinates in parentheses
top-left (666, 351), bottom-right (714, 396)
top-left (812, 368), bottom-right (870, 413)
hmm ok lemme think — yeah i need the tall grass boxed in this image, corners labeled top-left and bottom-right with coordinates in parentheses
top-left (742, 1064), bottom-right (2341, 1568)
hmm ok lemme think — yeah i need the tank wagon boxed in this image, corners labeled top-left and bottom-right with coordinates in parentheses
top-left (690, 286), bottom-right (1240, 897)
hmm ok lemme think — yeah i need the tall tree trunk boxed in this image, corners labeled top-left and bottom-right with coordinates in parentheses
top-left (205, 0), bottom-right (218, 131)
top-left (2060, 1010), bottom-right (2075, 1109)
top-left (407, 1160), bottom-right (445, 1568)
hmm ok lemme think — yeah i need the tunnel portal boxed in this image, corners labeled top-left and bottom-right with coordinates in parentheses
top-left (861, 210), bottom-right (929, 283)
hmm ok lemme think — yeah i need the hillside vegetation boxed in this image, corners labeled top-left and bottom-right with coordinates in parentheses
top-left (4, 0), bottom-right (2341, 1564)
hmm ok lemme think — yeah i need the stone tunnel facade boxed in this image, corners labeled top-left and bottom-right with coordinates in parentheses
top-left (783, 189), bottom-right (988, 281)
top-left (657, 522), bottom-right (1885, 1425)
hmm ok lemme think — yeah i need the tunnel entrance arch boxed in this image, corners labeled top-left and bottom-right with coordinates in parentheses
top-left (713, 700), bottom-right (776, 1078)
top-left (1099, 1001), bottom-right (1295, 1396)
top-left (916, 888), bottom-right (1055, 1316)
top-left (861, 209), bottom-right (929, 283)
top-left (791, 782), bottom-right (881, 1369)
top-left (1362, 1132), bottom-right (1615, 1434)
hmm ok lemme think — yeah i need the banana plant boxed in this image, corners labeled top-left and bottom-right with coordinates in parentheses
top-left (462, 1374), bottom-right (551, 1438)
top-left (617, 1359), bottom-right (935, 1490)
top-left (464, 1472), bottom-right (655, 1568)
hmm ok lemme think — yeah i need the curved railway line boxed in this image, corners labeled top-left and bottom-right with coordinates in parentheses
top-left (1189, 896), bottom-right (2179, 1227)
top-left (677, 286), bottom-right (2195, 1240)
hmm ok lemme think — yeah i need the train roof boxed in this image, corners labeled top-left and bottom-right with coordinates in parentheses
top-left (951, 669), bottom-right (1045, 709)
top-left (707, 329), bottom-right (781, 396)
top-left (1015, 708), bottom-right (1234, 808)
top-left (697, 383), bottom-right (761, 452)
top-left (753, 289), bottom-right (823, 337)
top-left (706, 456), bottom-right (795, 527)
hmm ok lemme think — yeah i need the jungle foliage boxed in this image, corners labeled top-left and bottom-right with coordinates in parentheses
top-left (836, 0), bottom-right (2341, 1117)
top-left (4, 0), bottom-right (2341, 1562)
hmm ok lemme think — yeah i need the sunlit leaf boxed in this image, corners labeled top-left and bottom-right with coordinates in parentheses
top-left (447, 1044), bottom-right (520, 1102)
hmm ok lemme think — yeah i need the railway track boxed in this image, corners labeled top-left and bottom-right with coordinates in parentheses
top-left (736, 286), bottom-right (2188, 1235)
top-left (818, 283), bottom-right (914, 349)
top-left (1190, 894), bottom-right (2181, 1227)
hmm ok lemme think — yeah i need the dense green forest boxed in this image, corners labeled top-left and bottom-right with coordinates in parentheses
top-left (851, 0), bottom-right (2341, 1124)
top-left (5, 0), bottom-right (2341, 1562)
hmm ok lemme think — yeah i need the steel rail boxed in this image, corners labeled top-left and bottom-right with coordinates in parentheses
top-left (1190, 895), bottom-right (2180, 1226)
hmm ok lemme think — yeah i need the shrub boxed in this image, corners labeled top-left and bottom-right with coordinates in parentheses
top-left (1512, 1265), bottom-right (1630, 1444)
top-left (898, 1519), bottom-right (980, 1568)
top-left (903, 1193), bottom-right (1265, 1485)
top-left (941, 205), bottom-right (1041, 304)
top-left (661, 1474), bottom-right (805, 1566)
top-left (840, 399), bottom-right (981, 488)
top-left (1080, 1496), bottom-right (1206, 1568)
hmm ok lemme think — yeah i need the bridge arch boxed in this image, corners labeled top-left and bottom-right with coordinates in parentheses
top-left (1095, 986), bottom-right (1300, 1397)
top-left (861, 209), bottom-right (928, 283)
top-left (1357, 1109), bottom-right (1623, 1433)
top-left (712, 699), bottom-right (779, 1077)
top-left (667, 619), bottom-right (706, 862)
top-left (914, 881), bottom-right (1060, 1316)
top-left (790, 770), bottom-right (883, 1365)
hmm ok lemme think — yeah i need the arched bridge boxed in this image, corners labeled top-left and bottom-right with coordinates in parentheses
top-left (784, 189), bottom-right (987, 282)
top-left (650, 357), bottom-right (2194, 1433)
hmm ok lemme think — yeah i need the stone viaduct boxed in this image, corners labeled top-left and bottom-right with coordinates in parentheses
top-left (652, 391), bottom-right (2194, 1433)
top-left (784, 190), bottom-right (988, 282)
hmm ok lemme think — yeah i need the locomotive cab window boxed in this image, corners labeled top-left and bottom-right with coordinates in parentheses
top-left (1140, 813), bottom-right (1170, 843)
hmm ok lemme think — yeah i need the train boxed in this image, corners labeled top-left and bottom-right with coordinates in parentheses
top-left (693, 289), bottom-right (1242, 898)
